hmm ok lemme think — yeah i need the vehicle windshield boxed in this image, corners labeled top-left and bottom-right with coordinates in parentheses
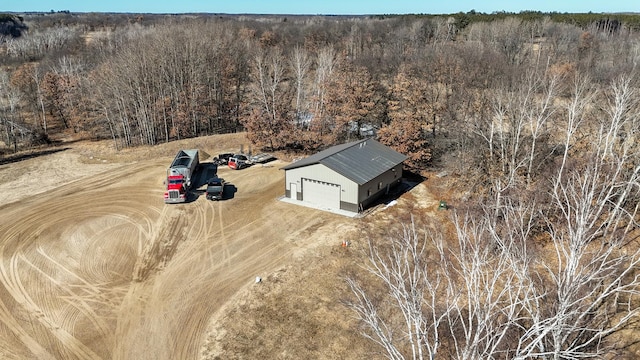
top-left (168, 179), bottom-right (183, 185)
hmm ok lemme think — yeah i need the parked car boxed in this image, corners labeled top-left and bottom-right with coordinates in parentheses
top-left (205, 177), bottom-right (226, 200)
top-left (228, 154), bottom-right (252, 170)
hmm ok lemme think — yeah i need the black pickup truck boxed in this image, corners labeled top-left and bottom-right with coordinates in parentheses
top-left (205, 177), bottom-right (226, 200)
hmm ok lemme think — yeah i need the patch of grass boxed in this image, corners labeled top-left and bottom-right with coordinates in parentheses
top-left (202, 245), bottom-right (377, 360)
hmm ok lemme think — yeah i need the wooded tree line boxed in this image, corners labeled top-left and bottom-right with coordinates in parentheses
top-left (1, 13), bottom-right (639, 159)
top-left (347, 72), bottom-right (640, 358)
top-left (336, 12), bottom-right (640, 359)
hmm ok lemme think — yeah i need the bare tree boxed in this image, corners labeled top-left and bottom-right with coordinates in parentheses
top-left (513, 75), bottom-right (640, 360)
top-left (346, 211), bottom-right (537, 360)
top-left (448, 206), bottom-right (539, 360)
top-left (470, 65), bottom-right (561, 219)
top-left (310, 45), bottom-right (337, 138)
top-left (289, 45), bottom-right (312, 123)
top-left (41, 56), bottom-right (87, 133)
top-left (467, 17), bottom-right (532, 65)
top-left (243, 46), bottom-right (294, 150)
top-left (346, 220), bottom-right (451, 360)
top-left (348, 73), bottom-right (640, 360)
top-left (0, 70), bottom-right (27, 151)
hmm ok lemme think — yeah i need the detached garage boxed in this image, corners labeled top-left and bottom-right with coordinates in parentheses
top-left (282, 139), bottom-right (407, 214)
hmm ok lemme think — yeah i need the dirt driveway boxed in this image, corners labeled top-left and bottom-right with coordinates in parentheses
top-left (0, 135), bottom-right (353, 359)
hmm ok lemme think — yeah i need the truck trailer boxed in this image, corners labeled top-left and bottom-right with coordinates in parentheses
top-left (164, 149), bottom-right (199, 203)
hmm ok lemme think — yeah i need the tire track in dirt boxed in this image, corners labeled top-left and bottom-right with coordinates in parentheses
top-left (30, 248), bottom-right (112, 337)
top-left (0, 291), bottom-right (54, 360)
top-left (0, 143), bottom-right (353, 360)
top-left (187, 198), bottom-right (234, 268)
top-left (0, 160), bottom-right (164, 359)
top-left (0, 238), bottom-right (102, 359)
top-left (191, 197), bottom-right (231, 268)
top-left (217, 201), bottom-right (231, 267)
top-left (0, 201), bottom-right (81, 359)
top-left (164, 198), bottom-right (242, 360)
top-left (133, 206), bottom-right (224, 359)
top-left (112, 168), bottom-right (304, 360)
top-left (133, 206), bottom-right (187, 282)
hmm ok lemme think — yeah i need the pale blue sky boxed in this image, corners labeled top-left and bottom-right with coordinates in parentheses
top-left (2, 0), bottom-right (637, 15)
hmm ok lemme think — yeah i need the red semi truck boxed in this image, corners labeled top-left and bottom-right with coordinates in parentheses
top-left (164, 149), bottom-right (199, 203)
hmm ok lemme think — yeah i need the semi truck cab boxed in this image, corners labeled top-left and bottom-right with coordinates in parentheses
top-left (164, 175), bottom-right (188, 202)
top-left (164, 149), bottom-right (199, 204)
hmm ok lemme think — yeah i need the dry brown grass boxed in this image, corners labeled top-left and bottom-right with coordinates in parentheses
top-left (200, 173), bottom-right (444, 360)
top-left (201, 245), bottom-right (376, 360)
top-left (74, 132), bottom-right (250, 164)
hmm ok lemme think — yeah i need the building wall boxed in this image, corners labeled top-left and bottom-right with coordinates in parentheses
top-left (358, 163), bottom-right (403, 210)
top-left (284, 164), bottom-right (358, 204)
top-left (285, 162), bottom-right (404, 213)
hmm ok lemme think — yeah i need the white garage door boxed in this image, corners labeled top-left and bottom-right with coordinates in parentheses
top-left (302, 179), bottom-right (341, 209)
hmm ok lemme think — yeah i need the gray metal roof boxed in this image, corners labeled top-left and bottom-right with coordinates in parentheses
top-left (282, 139), bottom-right (407, 185)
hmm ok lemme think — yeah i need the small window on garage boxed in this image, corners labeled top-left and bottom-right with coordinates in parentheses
top-left (367, 189), bottom-right (371, 196)
top-left (378, 181), bottom-right (383, 190)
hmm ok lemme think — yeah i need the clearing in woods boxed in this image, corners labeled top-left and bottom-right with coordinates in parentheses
top-left (0, 133), bottom-right (437, 359)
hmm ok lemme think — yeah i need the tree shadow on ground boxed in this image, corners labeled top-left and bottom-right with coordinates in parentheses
top-left (0, 147), bottom-right (70, 166)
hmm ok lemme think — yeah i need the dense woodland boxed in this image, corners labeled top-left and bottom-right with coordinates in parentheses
top-left (0, 12), bottom-right (639, 163)
top-left (3, 11), bottom-right (640, 359)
